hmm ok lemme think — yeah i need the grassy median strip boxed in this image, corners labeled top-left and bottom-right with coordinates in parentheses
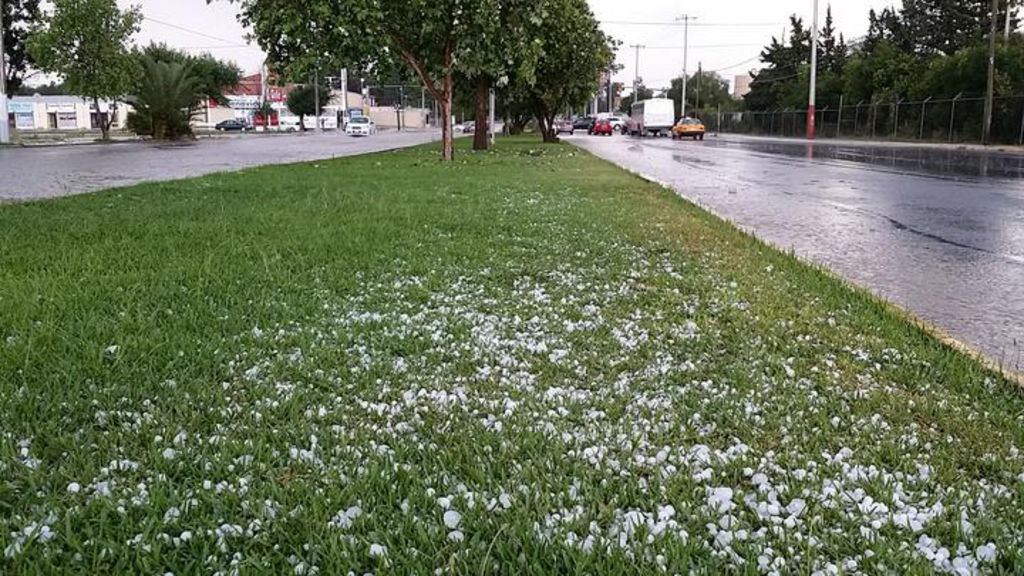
top-left (1, 137), bottom-right (1022, 574)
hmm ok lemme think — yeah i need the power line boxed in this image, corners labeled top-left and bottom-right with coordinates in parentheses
top-left (639, 43), bottom-right (765, 50)
top-left (178, 45), bottom-right (263, 51)
top-left (708, 54), bottom-right (763, 73)
top-left (749, 71), bottom-right (801, 85)
top-left (601, 20), bottom-right (780, 28)
top-left (142, 16), bottom-right (251, 48)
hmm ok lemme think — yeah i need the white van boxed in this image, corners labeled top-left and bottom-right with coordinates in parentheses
top-left (628, 98), bottom-right (675, 137)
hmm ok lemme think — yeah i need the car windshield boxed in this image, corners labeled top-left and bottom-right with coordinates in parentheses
top-left (351, 117), bottom-right (369, 124)
top-left (682, 119), bottom-right (702, 125)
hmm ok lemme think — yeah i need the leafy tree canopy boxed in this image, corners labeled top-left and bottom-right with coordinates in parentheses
top-left (666, 71), bottom-right (734, 117)
top-left (27, 0), bottom-right (141, 140)
top-left (3, 0), bottom-right (42, 92)
top-left (618, 85), bottom-right (654, 114)
top-left (286, 81), bottom-right (329, 129)
top-left (129, 56), bottom-right (200, 141)
top-left (136, 43), bottom-right (242, 106)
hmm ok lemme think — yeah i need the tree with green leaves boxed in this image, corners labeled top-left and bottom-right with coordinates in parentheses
top-left (457, 0), bottom-right (542, 150)
top-left (519, 0), bottom-right (615, 142)
top-left (286, 82), bottom-right (327, 131)
top-left (819, 6), bottom-right (848, 74)
top-left (129, 56), bottom-right (199, 140)
top-left (744, 16), bottom-right (811, 111)
top-left (3, 0), bottom-right (41, 93)
top-left (618, 85), bottom-right (654, 114)
top-left (235, 0), bottom-right (502, 161)
top-left (125, 45), bottom-right (241, 140)
top-left (137, 43), bottom-right (242, 106)
top-left (27, 0), bottom-right (140, 141)
top-left (667, 72), bottom-right (733, 117)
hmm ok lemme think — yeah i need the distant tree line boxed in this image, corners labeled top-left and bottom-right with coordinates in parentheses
top-left (745, 1), bottom-right (1023, 112)
top-left (617, 72), bottom-right (735, 117)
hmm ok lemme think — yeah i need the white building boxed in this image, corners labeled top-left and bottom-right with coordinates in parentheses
top-left (6, 95), bottom-right (129, 131)
top-left (733, 75), bottom-right (754, 100)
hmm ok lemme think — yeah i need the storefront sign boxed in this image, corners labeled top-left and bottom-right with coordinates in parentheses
top-left (226, 95), bottom-right (261, 110)
top-left (8, 101), bottom-right (34, 113)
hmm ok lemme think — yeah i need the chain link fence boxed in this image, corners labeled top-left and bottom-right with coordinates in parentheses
top-left (697, 94), bottom-right (1024, 145)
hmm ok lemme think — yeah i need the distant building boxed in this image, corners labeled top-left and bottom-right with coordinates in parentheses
top-left (733, 74), bottom-right (753, 99)
top-left (6, 95), bottom-right (128, 131)
top-left (197, 72), bottom-right (294, 127)
top-left (197, 72), bottom-right (371, 129)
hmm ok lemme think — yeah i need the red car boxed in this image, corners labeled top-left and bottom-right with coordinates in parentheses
top-left (592, 119), bottom-right (614, 136)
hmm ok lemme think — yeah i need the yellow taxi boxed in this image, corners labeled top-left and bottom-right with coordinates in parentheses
top-left (672, 117), bottom-right (706, 140)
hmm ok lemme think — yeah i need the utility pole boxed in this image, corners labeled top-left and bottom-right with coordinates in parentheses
top-left (340, 67), bottom-right (348, 129)
top-left (607, 69), bottom-right (614, 114)
top-left (696, 62), bottom-right (702, 111)
top-left (629, 44), bottom-right (645, 104)
top-left (314, 64), bottom-right (322, 133)
top-left (0, 1), bottom-right (9, 145)
top-left (807, 0), bottom-right (819, 139)
top-left (676, 15), bottom-right (696, 118)
top-left (1006, 0), bottom-right (1014, 40)
top-left (984, 0), bottom-right (998, 144)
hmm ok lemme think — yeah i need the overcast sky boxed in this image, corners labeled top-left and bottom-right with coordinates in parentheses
top-left (119, 0), bottom-right (899, 90)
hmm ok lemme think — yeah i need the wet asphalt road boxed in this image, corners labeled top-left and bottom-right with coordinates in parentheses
top-left (0, 130), bottom-right (442, 202)
top-left (572, 133), bottom-right (1024, 371)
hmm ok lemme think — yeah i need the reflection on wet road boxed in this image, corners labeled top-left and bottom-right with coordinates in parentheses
top-left (0, 131), bottom-right (443, 202)
top-left (573, 134), bottom-right (1024, 371)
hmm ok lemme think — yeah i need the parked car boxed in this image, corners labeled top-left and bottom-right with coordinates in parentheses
top-left (214, 119), bottom-right (250, 132)
top-left (627, 98), bottom-right (675, 137)
top-left (672, 117), bottom-right (706, 140)
top-left (461, 121), bottom-right (476, 134)
top-left (592, 119), bottom-right (615, 136)
top-left (607, 115), bottom-right (626, 132)
top-left (572, 116), bottom-right (595, 133)
top-left (345, 116), bottom-right (377, 136)
top-left (554, 119), bottom-right (575, 135)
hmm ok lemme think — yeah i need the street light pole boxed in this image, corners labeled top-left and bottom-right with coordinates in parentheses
top-left (314, 63), bottom-right (322, 133)
top-left (696, 62), bottom-right (702, 111)
top-left (1006, 0), bottom-right (1014, 40)
top-left (1, 0), bottom-right (11, 145)
top-left (984, 0), bottom-right (998, 145)
top-left (807, 0), bottom-right (819, 140)
top-left (630, 44), bottom-right (645, 104)
top-left (340, 67), bottom-right (349, 128)
top-left (676, 15), bottom-right (696, 118)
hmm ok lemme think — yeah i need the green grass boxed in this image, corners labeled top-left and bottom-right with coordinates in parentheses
top-left (1, 137), bottom-right (1022, 575)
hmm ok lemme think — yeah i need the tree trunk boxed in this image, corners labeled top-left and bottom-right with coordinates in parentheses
top-left (300, 114), bottom-right (306, 132)
top-left (535, 108), bottom-right (557, 143)
top-left (95, 98), bottom-right (110, 141)
top-left (440, 88), bottom-right (454, 161)
top-left (440, 67), bottom-right (455, 161)
top-left (473, 77), bottom-right (489, 150)
top-left (544, 113), bottom-right (558, 143)
top-left (391, 36), bottom-right (453, 160)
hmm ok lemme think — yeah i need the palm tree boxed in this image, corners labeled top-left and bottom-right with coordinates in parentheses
top-left (130, 56), bottom-right (201, 140)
